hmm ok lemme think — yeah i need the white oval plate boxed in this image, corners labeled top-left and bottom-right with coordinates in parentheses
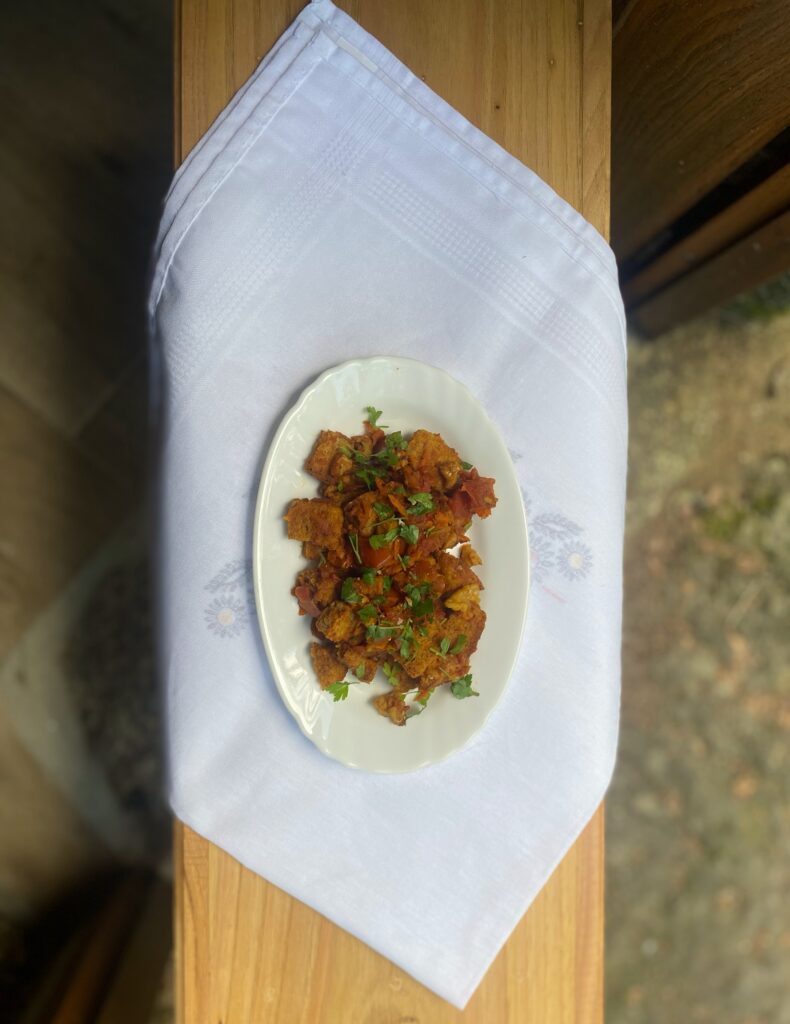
top-left (252, 357), bottom-right (529, 772)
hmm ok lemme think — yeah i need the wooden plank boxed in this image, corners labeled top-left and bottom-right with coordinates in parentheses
top-left (49, 874), bottom-right (149, 1024)
top-left (175, 1), bottom-right (610, 1020)
top-left (177, 811), bottom-right (604, 1024)
top-left (612, 0), bottom-right (790, 262)
top-left (631, 207), bottom-right (790, 337)
top-left (95, 878), bottom-right (172, 1024)
top-left (623, 164), bottom-right (790, 308)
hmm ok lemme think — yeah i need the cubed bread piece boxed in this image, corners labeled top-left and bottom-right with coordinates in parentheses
top-left (309, 643), bottom-right (348, 688)
top-left (459, 543), bottom-right (482, 567)
top-left (403, 429), bottom-right (462, 494)
top-left (305, 431), bottom-right (350, 481)
top-left (337, 644), bottom-right (380, 682)
top-left (435, 550), bottom-right (481, 593)
top-left (373, 690), bottom-right (408, 726)
top-left (315, 601), bottom-right (365, 644)
top-left (285, 498), bottom-right (343, 550)
top-left (444, 583), bottom-right (481, 613)
top-left (294, 565), bottom-right (340, 609)
top-left (344, 491), bottom-right (382, 537)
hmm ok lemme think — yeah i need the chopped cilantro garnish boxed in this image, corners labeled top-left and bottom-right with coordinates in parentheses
top-left (450, 674), bottom-right (479, 699)
top-left (357, 604), bottom-right (378, 623)
top-left (382, 575), bottom-right (392, 592)
top-left (431, 636), bottom-right (452, 657)
top-left (366, 623), bottom-right (398, 641)
top-left (361, 567), bottom-right (376, 585)
top-left (461, 461), bottom-right (473, 471)
top-left (382, 661), bottom-right (400, 685)
top-left (399, 523), bottom-right (419, 545)
top-left (326, 681), bottom-right (351, 702)
top-left (407, 492), bottom-right (434, 515)
top-left (370, 527), bottom-right (399, 549)
top-left (411, 597), bottom-right (434, 618)
top-left (341, 578), bottom-right (360, 604)
top-left (366, 406), bottom-right (384, 427)
top-left (450, 635), bottom-right (467, 654)
top-left (404, 581), bottom-right (431, 605)
top-left (373, 501), bottom-right (393, 520)
top-left (356, 466), bottom-right (386, 489)
top-left (354, 663), bottom-right (366, 680)
top-left (399, 638), bottom-right (411, 659)
top-left (384, 430), bottom-right (406, 450)
top-left (349, 532), bottom-right (362, 563)
top-left (396, 553), bottom-right (411, 570)
top-left (416, 690), bottom-right (432, 707)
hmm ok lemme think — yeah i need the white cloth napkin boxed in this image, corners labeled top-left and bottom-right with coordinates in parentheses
top-left (150, 0), bottom-right (626, 1007)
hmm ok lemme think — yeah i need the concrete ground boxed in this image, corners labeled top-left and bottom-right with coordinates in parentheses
top-left (1, 0), bottom-right (789, 1019)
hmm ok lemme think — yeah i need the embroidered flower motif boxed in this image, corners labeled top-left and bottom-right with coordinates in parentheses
top-left (557, 541), bottom-right (593, 581)
top-left (204, 596), bottom-right (247, 637)
top-left (529, 534), bottom-right (555, 582)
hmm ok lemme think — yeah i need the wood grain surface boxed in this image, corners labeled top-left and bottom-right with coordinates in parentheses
top-left (622, 163), bottom-right (790, 309)
top-left (631, 206), bottom-right (790, 338)
top-left (174, 1), bottom-right (611, 1020)
top-left (612, 0), bottom-right (790, 262)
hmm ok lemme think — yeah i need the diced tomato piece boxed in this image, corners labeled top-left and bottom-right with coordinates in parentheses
top-left (359, 535), bottom-right (404, 569)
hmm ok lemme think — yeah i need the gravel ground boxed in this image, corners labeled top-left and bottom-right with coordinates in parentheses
top-left (607, 308), bottom-right (790, 1023)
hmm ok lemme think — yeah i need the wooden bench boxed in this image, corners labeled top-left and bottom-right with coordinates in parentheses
top-left (174, 3), bottom-right (610, 1020)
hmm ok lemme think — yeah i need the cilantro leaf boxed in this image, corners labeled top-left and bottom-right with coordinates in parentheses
top-left (416, 690), bottom-right (432, 707)
top-left (354, 663), bottom-right (366, 680)
top-left (440, 637), bottom-right (451, 655)
top-left (407, 492), bottom-right (434, 515)
top-left (373, 501), bottom-right (393, 520)
top-left (382, 661), bottom-right (400, 685)
top-left (326, 681), bottom-right (351, 702)
top-left (399, 523), bottom-right (420, 546)
top-left (404, 581), bottom-right (430, 602)
top-left (450, 674), bottom-right (479, 699)
top-left (461, 461), bottom-right (473, 471)
top-left (396, 553), bottom-right (411, 570)
top-left (349, 532), bottom-right (362, 564)
top-left (450, 634), bottom-right (467, 654)
top-left (411, 597), bottom-right (434, 618)
top-left (399, 638), bottom-right (411, 659)
top-left (382, 575), bottom-right (392, 592)
top-left (357, 603), bottom-right (378, 623)
top-left (361, 568), bottom-right (376, 585)
top-left (370, 527), bottom-right (398, 549)
top-left (366, 406), bottom-right (384, 427)
top-left (366, 623), bottom-right (399, 640)
top-left (377, 430), bottom-right (405, 452)
top-left (356, 466), bottom-right (386, 489)
top-left (341, 578), bottom-right (360, 604)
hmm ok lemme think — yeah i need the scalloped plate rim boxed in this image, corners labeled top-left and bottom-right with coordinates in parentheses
top-left (252, 355), bottom-right (530, 772)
